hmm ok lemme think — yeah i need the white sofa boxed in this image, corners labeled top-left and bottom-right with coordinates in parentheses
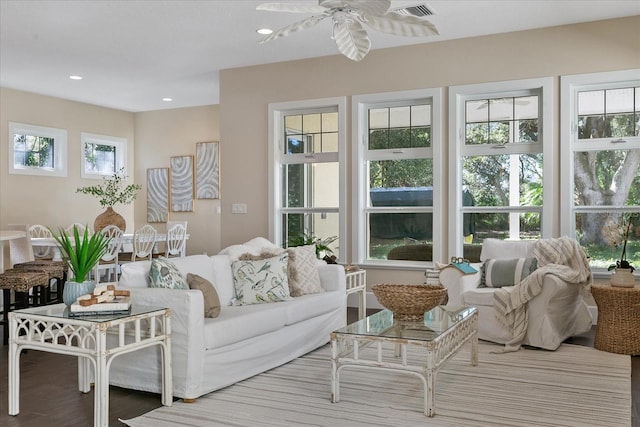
top-left (439, 239), bottom-right (592, 350)
top-left (109, 252), bottom-right (346, 400)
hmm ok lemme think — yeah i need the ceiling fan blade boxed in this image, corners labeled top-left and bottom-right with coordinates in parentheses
top-left (333, 20), bottom-right (371, 62)
top-left (256, 2), bottom-right (326, 14)
top-left (260, 15), bottom-right (328, 43)
top-left (343, 0), bottom-right (391, 17)
top-left (364, 12), bottom-right (438, 37)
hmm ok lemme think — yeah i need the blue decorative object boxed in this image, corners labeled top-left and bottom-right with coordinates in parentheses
top-left (63, 281), bottom-right (96, 306)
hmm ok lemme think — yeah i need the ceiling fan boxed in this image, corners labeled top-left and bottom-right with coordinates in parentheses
top-left (256, 0), bottom-right (438, 62)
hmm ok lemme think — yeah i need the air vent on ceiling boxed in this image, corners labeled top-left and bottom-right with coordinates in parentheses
top-left (393, 3), bottom-right (434, 17)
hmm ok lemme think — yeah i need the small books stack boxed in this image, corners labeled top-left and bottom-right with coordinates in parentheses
top-left (69, 284), bottom-right (131, 316)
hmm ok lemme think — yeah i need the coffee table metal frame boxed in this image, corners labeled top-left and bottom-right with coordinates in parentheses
top-left (330, 306), bottom-right (478, 417)
top-left (8, 304), bottom-right (172, 427)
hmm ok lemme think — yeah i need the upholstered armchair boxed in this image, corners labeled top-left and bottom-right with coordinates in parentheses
top-left (439, 238), bottom-right (593, 350)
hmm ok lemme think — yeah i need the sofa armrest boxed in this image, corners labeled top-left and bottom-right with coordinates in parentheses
top-left (439, 264), bottom-right (482, 306)
top-left (318, 264), bottom-right (346, 293)
top-left (123, 287), bottom-right (206, 399)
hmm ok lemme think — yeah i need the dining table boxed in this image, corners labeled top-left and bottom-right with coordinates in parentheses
top-left (0, 230), bottom-right (27, 273)
top-left (31, 233), bottom-right (188, 261)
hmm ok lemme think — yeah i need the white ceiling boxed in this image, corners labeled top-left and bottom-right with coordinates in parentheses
top-left (1, 0), bottom-right (638, 112)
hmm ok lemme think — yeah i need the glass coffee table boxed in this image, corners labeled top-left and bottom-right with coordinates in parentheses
top-left (7, 304), bottom-right (172, 427)
top-left (330, 305), bottom-right (478, 417)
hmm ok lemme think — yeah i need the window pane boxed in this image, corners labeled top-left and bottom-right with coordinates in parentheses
top-left (466, 100), bottom-right (488, 123)
top-left (285, 112), bottom-right (338, 154)
top-left (282, 162), bottom-right (339, 208)
top-left (466, 123), bottom-right (488, 145)
top-left (576, 212), bottom-right (640, 270)
top-left (577, 86), bottom-right (640, 139)
top-left (573, 150), bottom-right (640, 206)
top-left (467, 212), bottom-right (541, 242)
top-left (515, 96), bottom-right (538, 120)
top-left (283, 212), bottom-right (339, 257)
top-left (302, 113), bottom-right (321, 133)
top-left (606, 88), bottom-right (634, 113)
top-left (488, 122), bottom-right (509, 144)
top-left (322, 112), bottom-right (338, 132)
top-left (368, 212), bottom-right (433, 260)
top-left (13, 133), bottom-right (54, 168)
top-left (389, 106), bottom-right (410, 128)
top-left (320, 132), bottom-right (338, 152)
top-left (464, 154), bottom-right (543, 207)
top-left (84, 142), bottom-right (116, 174)
top-left (368, 104), bottom-right (431, 150)
top-left (369, 159), bottom-right (433, 204)
top-left (489, 98), bottom-right (513, 121)
top-left (285, 115), bottom-right (302, 132)
top-left (287, 136), bottom-right (305, 154)
top-left (578, 90), bottom-right (604, 115)
top-left (518, 119), bottom-right (538, 142)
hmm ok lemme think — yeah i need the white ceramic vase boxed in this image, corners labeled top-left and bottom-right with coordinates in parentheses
top-left (610, 268), bottom-right (636, 288)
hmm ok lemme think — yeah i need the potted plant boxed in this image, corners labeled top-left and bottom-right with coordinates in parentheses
top-left (51, 225), bottom-right (111, 306)
top-left (76, 167), bottom-right (142, 232)
top-left (604, 213), bottom-right (637, 288)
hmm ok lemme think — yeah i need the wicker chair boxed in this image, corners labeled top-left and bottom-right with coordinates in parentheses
top-left (0, 269), bottom-right (49, 344)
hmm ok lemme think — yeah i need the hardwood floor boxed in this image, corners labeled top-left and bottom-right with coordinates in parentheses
top-left (0, 309), bottom-right (637, 426)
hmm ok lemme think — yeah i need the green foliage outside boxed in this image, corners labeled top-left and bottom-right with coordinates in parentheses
top-left (14, 134), bottom-right (53, 167)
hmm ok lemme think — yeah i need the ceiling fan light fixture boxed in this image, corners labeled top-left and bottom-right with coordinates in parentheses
top-left (256, 28), bottom-right (273, 35)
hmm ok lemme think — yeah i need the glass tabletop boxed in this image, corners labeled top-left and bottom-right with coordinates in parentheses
top-left (335, 306), bottom-right (477, 342)
top-left (12, 303), bottom-right (166, 323)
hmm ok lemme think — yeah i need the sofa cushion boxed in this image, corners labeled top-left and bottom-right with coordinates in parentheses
top-left (209, 254), bottom-right (235, 306)
top-left (283, 290), bottom-right (344, 325)
top-left (119, 260), bottom-right (152, 288)
top-left (287, 245), bottom-right (323, 297)
top-left (480, 257), bottom-right (538, 288)
top-left (120, 254), bottom-right (216, 290)
top-left (202, 303), bottom-right (287, 350)
top-left (149, 257), bottom-right (189, 289)
top-left (480, 238), bottom-right (535, 261)
top-left (231, 253), bottom-right (292, 305)
top-left (187, 273), bottom-right (221, 318)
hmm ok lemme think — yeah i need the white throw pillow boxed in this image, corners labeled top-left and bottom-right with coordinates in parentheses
top-left (480, 238), bottom-right (535, 262)
top-left (287, 245), bottom-right (323, 297)
top-left (231, 252), bottom-right (292, 305)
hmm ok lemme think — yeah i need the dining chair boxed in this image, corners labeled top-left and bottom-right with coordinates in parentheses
top-left (130, 224), bottom-right (157, 261)
top-left (165, 221), bottom-right (188, 257)
top-left (66, 223), bottom-right (88, 236)
top-left (93, 225), bottom-right (124, 283)
top-left (28, 224), bottom-right (53, 259)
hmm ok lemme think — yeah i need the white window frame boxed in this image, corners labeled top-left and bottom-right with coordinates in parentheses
top-left (268, 97), bottom-right (347, 263)
top-left (8, 122), bottom-right (67, 177)
top-left (80, 132), bottom-right (127, 179)
top-left (449, 77), bottom-right (554, 258)
top-left (353, 88), bottom-right (443, 269)
top-left (560, 69), bottom-right (640, 276)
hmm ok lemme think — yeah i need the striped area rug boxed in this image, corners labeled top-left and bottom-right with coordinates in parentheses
top-left (122, 341), bottom-right (631, 427)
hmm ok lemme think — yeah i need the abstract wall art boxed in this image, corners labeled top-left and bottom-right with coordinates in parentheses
top-left (195, 141), bottom-right (219, 199)
top-left (147, 168), bottom-right (169, 222)
top-left (170, 155), bottom-right (194, 212)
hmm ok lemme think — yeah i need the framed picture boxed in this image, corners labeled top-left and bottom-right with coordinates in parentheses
top-left (170, 155), bottom-right (194, 212)
top-left (195, 141), bottom-right (220, 199)
top-left (147, 168), bottom-right (169, 222)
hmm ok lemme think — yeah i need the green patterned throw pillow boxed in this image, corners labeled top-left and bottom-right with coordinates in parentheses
top-left (480, 257), bottom-right (538, 288)
top-left (149, 257), bottom-right (189, 290)
top-left (231, 252), bottom-right (292, 305)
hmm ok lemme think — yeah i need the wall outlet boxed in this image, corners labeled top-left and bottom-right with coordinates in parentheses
top-left (231, 203), bottom-right (247, 214)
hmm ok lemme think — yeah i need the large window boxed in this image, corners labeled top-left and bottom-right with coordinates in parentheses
top-left (449, 78), bottom-right (553, 260)
top-left (9, 122), bottom-right (67, 177)
top-left (561, 70), bottom-right (640, 274)
top-left (269, 98), bottom-right (346, 261)
top-left (80, 132), bottom-right (126, 179)
top-left (353, 89), bottom-right (442, 266)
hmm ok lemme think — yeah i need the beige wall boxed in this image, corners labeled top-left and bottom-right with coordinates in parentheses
top-left (0, 87), bottom-right (136, 231)
top-left (134, 106), bottom-right (221, 256)
top-left (219, 17), bottom-right (640, 287)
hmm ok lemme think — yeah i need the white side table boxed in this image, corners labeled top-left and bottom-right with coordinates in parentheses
top-left (345, 269), bottom-right (366, 321)
top-left (8, 304), bottom-right (172, 427)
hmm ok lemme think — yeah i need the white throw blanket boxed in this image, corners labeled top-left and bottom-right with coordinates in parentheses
top-left (493, 237), bottom-right (592, 352)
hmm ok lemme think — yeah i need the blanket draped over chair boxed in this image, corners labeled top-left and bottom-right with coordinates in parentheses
top-left (493, 237), bottom-right (592, 352)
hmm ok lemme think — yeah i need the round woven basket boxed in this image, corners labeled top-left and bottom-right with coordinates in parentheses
top-left (372, 284), bottom-right (448, 321)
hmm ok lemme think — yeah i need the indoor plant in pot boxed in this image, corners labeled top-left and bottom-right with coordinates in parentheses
top-left (605, 213), bottom-right (637, 288)
top-left (76, 167), bottom-right (142, 232)
top-left (51, 225), bottom-right (111, 306)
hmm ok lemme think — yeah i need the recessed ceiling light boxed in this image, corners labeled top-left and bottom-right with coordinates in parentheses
top-left (69, 75), bottom-right (83, 80)
top-left (257, 28), bottom-right (273, 35)
top-left (162, 97), bottom-right (173, 102)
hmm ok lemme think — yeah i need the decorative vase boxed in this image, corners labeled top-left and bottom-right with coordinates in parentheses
top-left (610, 268), bottom-right (636, 288)
top-left (62, 280), bottom-right (96, 306)
top-left (94, 207), bottom-right (126, 233)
